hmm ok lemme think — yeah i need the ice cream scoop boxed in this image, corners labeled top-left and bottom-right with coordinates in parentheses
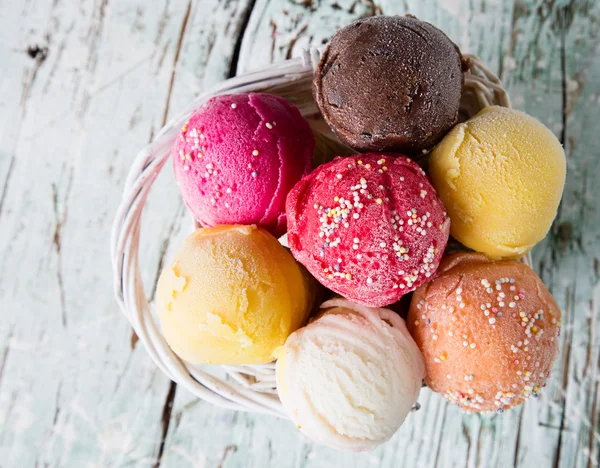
top-left (156, 225), bottom-right (316, 364)
top-left (172, 93), bottom-right (314, 238)
top-left (428, 106), bottom-right (566, 259)
top-left (286, 153), bottom-right (450, 307)
top-left (276, 298), bottom-right (425, 451)
top-left (313, 15), bottom-right (465, 154)
top-left (407, 253), bottom-right (561, 412)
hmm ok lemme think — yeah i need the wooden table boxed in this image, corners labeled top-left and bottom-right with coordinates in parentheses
top-left (1, 0), bottom-right (598, 466)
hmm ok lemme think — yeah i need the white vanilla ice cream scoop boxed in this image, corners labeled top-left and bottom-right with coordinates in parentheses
top-left (276, 298), bottom-right (425, 451)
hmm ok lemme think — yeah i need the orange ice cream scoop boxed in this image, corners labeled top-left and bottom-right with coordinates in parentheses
top-left (407, 252), bottom-right (561, 413)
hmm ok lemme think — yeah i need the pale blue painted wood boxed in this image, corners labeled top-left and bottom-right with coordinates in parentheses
top-left (0, 0), bottom-right (598, 467)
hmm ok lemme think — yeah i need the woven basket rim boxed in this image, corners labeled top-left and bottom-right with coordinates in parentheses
top-left (110, 47), bottom-right (527, 417)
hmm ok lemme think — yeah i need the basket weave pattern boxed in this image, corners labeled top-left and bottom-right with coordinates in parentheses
top-left (111, 48), bottom-right (527, 417)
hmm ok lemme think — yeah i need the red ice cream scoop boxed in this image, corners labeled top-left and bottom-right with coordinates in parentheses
top-left (286, 153), bottom-right (450, 307)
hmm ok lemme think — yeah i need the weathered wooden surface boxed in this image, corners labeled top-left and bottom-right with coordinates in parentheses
top-left (0, 0), bottom-right (598, 467)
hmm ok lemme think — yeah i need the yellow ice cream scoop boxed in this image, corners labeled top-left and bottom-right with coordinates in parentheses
top-left (156, 225), bottom-right (315, 364)
top-left (428, 106), bottom-right (566, 259)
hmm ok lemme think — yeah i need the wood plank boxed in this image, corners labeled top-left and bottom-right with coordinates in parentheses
top-left (493, 1), bottom-right (600, 467)
top-left (0, 0), bottom-right (202, 465)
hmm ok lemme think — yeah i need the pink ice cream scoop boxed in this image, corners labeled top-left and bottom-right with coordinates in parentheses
top-left (172, 93), bottom-right (314, 237)
top-left (286, 153), bottom-right (451, 307)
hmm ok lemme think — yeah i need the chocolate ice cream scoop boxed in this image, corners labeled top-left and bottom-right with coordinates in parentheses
top-left (313, 15), bottom-right (466, 154)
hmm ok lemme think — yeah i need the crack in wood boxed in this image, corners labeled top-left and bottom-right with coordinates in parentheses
top-left (20, 46), bottom-right (46, 106)
top-left (560, 5), bottom-right (568, 147)
top-left (51, 175), bottom-right (72, 329)
top-left (52, 380), bottom-right (62, 426)
top-left (513, 406), bottom-right (525, 467)
top-left (0, 328), bottom-right (13, 394)
top-left (85, 0), bottom-right (110, 73)
top-left (155, 0), bottom-right (171, 46)
top-left (285, 23), bottom-right (307, 60)
top-left (553, 283), bottom-right (576, 468)
top-left (160, 0), bottom-right (192, 127)
top-left (130, 330), bottom-right (139, 350)
top-left (227, 0), bottom-right (258, 78)
top-left (0, 155), bottom-right (16, 221)
top-left (462, 420), bottom-right (472, 467)
top-left (217, 444), bottom-right (238, 468)
top-left (113, 348), bottom-right (135, 394)
top-left (89, 54), bottom-right (154, 97)
top-left (269, 19), bottom-right (277, 64)
top-left (153, 381), bottom-right (177, 468)
top-left (432, 403), bottom-right (448, 467)
top-left (589, 377), bottom-right (600, 468)
top-left (51, 183), bottom-right (67, 328)
top-left (42, 30), bottom-right (70, 95)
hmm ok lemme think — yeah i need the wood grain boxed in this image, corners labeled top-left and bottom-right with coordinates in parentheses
top-left (0, 0), bottom-right (598, 467)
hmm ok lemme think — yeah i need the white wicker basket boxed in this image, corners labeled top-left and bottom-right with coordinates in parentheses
top-left (111, 48), bottom-right (527, 417)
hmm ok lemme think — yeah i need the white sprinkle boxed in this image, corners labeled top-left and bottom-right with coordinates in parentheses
top-left (489, 318), bottom-right (496, 324)
top-left (226, 188), bottom-right (232, 194)
top-left (231, 103), bottom-right (237, 109)
top-left (266, 122), bottom-right (273, 129)
top-left (252, 149), bottom-right (259, 156)
top-left (367, 278), bottom-right (373, 284)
